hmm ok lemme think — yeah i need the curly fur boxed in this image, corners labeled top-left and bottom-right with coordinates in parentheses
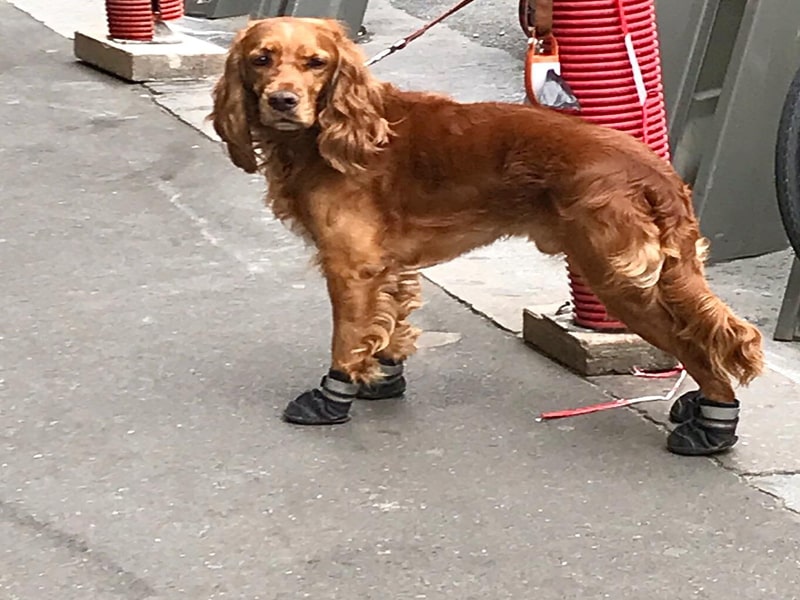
top-left (316, 34), bottom-right (391, 174)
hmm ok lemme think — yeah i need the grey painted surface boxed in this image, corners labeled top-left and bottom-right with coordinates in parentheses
top-left (185, 0), bottom-right (253, 19)
top-left (251, 0), bottom-right (369, 36)
top-left (687, 0), bottom-right (800, 261)
top-left (775, 256), bottom-right (800, 341)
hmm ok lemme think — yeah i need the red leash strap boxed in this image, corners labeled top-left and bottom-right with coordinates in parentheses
top-left (537, 367), bottom-right (687, 421)
top-left (615, 0), bottom-right (631, 34)
top-left (365, 0), bottom-right (479, 66)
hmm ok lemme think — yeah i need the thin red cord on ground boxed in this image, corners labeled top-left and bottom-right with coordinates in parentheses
top-left (537, 366), bottom-right (686, 421)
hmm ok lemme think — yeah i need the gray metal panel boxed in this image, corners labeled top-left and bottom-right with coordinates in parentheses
top-left (654, 0), bottom-right (718, 140)
top-left (691, 0), bottom-right (800, 261)
top-left (185, 0), bottom-right (252, 18)
top-left (775, 256), bottom-right (800, 341)
top-left (667, 0), bottom-right (747, 187)
top-left (251, 0), bottom-right (368, 36)
top-left (249, 0), bottom-right (285, 17)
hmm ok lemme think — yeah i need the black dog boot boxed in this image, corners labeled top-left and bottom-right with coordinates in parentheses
top-left (357, 358), bottom-right (407, 400)
top-left (667, 394), bottom-right (740, 456)
top-left (282, 370), bottom-right (358, 425)
top-left (668, 389), bottom-right (703, 424)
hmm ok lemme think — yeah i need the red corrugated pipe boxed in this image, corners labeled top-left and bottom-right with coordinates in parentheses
top-left (522, 0), bottom-right (670, 331)
top-left (106, 0), bottom-right (184, 43)
top-left (156, 0), bottom-right (185, 21)
top-left (106, 0), bottom-right (154, 42)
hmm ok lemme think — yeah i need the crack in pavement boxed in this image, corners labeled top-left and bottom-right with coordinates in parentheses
top-left (0, 499), bottom-right (157, 600)
top-left (742, 469), bottom-right (800, 477)
top-left (743, 483), bottom-right (800, 518)
top-left (629, 406), bottom-right (800, 518)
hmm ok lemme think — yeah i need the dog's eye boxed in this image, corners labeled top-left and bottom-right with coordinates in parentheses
top-left (307, 56), bottom-right (327, 69)
top-left (252, 54), bottom-right (272, 67)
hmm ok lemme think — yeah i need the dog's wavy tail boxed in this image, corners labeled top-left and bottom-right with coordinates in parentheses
top-left (645, 180), bottom-right (765, 387)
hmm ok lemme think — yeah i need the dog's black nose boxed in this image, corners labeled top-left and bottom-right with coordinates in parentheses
top-left (268, 91), bottom-right (300, 112)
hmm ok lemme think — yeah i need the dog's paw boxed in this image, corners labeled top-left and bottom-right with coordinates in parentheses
top-left (282, 371), bottom-right (357, 425)
top-left (667, 393), bottom-right (740, 456)
top-left (357, 358), bottom-right (406, 400)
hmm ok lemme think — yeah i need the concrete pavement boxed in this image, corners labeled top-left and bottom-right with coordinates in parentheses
top-left (80, 0), bottom-right (800, 480)
top-left (3, 1), bottom-right (800, 598)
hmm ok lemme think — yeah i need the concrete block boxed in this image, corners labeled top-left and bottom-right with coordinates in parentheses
top-left (73, 29), bottom-right (226, 82)
top-left (522, 307), bottom-right (677, 376)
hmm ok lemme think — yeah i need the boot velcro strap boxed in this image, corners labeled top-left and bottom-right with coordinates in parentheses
top-left (697, 417), bottom-right (739, 431)
top-left (378, 361), bottom-right (404, 377)
top-left (321, 376), bottom-right (359, 399)
top-left (699, 404), bottom-right (739, 421)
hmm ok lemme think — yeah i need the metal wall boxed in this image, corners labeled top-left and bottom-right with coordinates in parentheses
top-left (185, 0), bottom-right (253, 19)
top-left (250, 0), bottom-right (369, 36)
top-left (654, 0), bottom-right (800, 262)
top-left (186, 0), bottom-right (368, 31)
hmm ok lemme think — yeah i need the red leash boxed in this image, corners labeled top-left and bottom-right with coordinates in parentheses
top-left (537, 366), bottom-right (687, 421)
top-left (365, 0), bottom-right (479, 66)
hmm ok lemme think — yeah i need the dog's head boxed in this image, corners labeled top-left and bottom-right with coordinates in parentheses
top-left (211, 17), bottom-right (390, 174)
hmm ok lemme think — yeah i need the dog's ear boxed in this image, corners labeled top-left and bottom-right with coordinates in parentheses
top-left (211, 28), bottom-right (259, 174)
top-left (317, 21), bottom-right (391, 174)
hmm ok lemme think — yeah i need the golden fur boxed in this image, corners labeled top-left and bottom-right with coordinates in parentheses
top-left (211, 17), bottom-right (763, 402)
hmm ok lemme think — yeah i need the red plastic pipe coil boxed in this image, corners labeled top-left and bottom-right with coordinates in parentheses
top-left (552, 0), bottom-right (670, 331)
top-left (106, 0), bottom-right (154, 42)
top-left (106, 0), bottom-right (184, 42)
top-left (156, 0), bottom-right (185, 21)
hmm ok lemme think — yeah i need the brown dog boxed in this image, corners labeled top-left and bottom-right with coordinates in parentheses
top-left (210, 17), bottom-right (763, 455)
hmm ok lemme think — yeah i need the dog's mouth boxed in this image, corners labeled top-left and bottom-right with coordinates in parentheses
top-left (267, 118), bottom-right (307, 132)
top-left (259, 109), bottom-right (308, 131)
top-left (273, 120), bottom-right (304, 131)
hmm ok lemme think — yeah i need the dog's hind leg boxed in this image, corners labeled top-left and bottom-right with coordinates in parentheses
top-left (564, 222), bottom-right (763, 456)
top-left (359, 269), bottom-right (423, 401)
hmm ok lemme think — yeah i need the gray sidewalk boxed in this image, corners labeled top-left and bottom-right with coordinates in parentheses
top-left (3, 1), bottom-right (800, 598)
top-left (62, 0), bottom-right (800, 481)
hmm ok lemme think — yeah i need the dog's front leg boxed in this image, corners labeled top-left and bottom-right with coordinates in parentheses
top-left (358, 268), bottom-right (422, 402)
top-left (282, 248), bottom-right (399, 426)
top-left (327, 261), bottom-right (397, 381)
top-left (381, 269), bottom-right (422, 360)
